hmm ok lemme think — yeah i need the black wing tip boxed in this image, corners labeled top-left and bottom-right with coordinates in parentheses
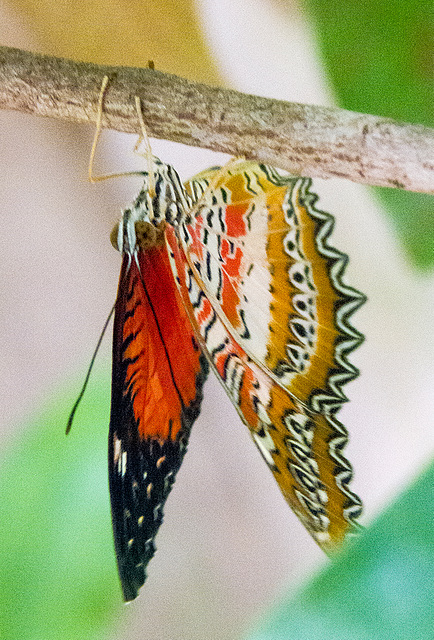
top-left (121, 573), bottom-right (146, 602)
top-left (121, 581), bottom-right (145, 603)
top-left (122, 583), bottom-right (141, 603)
top-left (117, 550), bottom-right (151, 602)
top-left (109, 434), bottom-right (186, 604)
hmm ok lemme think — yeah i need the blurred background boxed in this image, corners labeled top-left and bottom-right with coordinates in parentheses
top-left (0, 1), bottom-right (432, 639)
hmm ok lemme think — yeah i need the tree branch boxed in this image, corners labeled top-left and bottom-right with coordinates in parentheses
top-left (0, 45), bottom-right (433, 193)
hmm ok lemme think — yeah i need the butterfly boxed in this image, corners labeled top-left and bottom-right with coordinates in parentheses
top-left (108, 157), bottom-right (365, 601)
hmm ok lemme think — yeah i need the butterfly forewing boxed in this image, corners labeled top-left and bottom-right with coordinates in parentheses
top-left (109, 237), bottom-right (208, 600)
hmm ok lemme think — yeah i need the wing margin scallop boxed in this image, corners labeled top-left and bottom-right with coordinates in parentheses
top-left (165, 202), bottom-right (363, 550)
top-left (183, 162), bottom-right (365, 415)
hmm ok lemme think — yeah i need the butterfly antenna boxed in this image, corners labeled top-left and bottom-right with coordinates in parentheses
top-left (66, 303), bottom-right (115, 435)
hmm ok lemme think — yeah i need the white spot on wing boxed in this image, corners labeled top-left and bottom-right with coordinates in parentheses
top-left (314, 531), bottom-right (331, 545)
top-left (113, 435), bottom-right (121, 464)
top-left (121, 451), bottom-right (127, 477)
top-left (252, 427), bottom-right (276, 468)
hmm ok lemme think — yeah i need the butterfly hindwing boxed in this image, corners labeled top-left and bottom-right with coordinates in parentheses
top-left (165, 162), bottom-right (364, 549)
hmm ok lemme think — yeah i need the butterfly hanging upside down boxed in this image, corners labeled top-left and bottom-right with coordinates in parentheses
top-left (107, 154), bottom-right (365, 601)
top-left (88, 85), bottom-right (365, 601)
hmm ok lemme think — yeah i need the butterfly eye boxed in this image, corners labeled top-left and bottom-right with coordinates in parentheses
top-left (110, 222), bottom-right (120, 251)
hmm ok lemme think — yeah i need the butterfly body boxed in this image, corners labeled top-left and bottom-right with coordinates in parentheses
top-left (109, 159), bottom-right (364, 600)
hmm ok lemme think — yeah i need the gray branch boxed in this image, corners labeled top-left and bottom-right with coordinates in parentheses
top-left (0, 45), bottom-right (433, 193)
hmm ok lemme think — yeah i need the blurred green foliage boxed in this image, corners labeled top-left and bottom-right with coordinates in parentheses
top-left (0, 382), bottom-right (432, 640)
top-left (2, 377), bottom-right (429, 640)
top-left (303, 0), bottom-right (434, 268)
top-left (0, 367), bottom-right (125, 640)
top-left (247, 461), bottom-right (434, 640)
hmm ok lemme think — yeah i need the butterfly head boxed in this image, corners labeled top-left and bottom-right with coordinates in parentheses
top-left (110, 158), bottom-right (190, 256)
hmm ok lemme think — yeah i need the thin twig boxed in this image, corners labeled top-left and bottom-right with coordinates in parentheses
top-left (0, 45), bottom-right (433, 193)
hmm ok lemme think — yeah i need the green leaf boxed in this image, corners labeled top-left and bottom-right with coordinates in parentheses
top-left (0, 366), bottom-right (126, 640)
top-left (302, 0), bottom-right (434, 268)
top-left (246, 461), bottom-right (434, 640)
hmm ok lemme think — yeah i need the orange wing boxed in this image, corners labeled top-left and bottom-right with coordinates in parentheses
top-left (167, 162), bottom-right (364, 550)
top-left (108, 241), bottom-right (208, 601)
